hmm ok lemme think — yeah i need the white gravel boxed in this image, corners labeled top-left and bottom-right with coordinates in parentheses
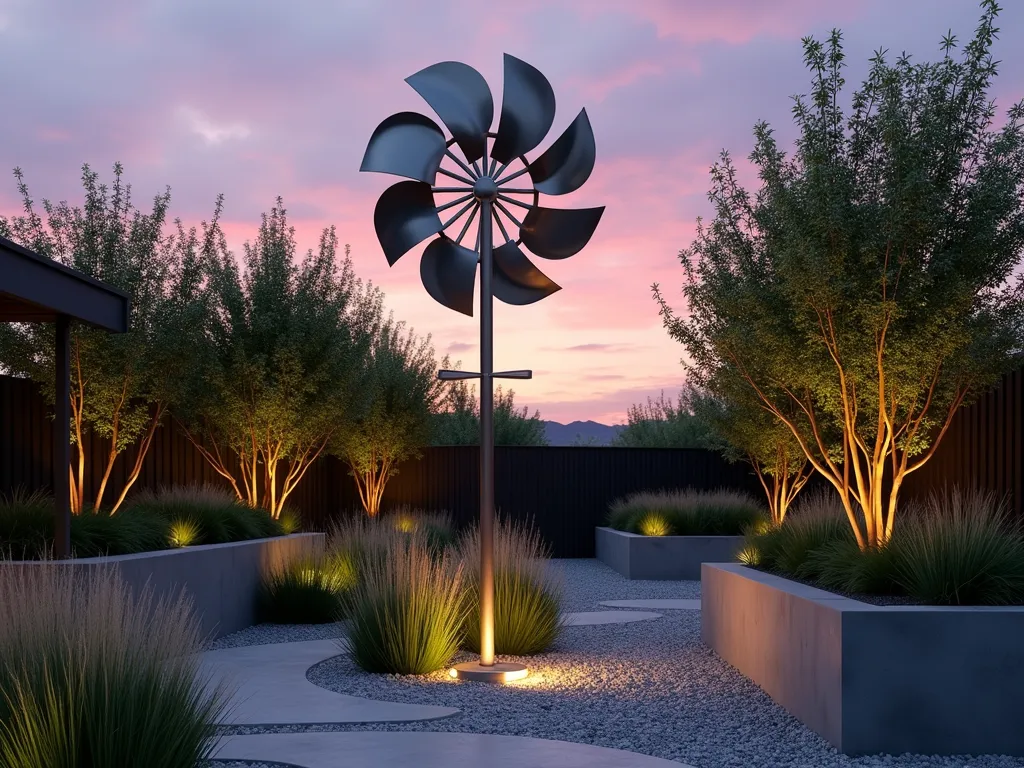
top-left (214, 559), bottom-right (1024, 768)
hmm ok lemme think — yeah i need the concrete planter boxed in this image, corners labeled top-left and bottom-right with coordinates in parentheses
top-left (595, 526), bottom-right (744, 580)
top-left (702, 563), bottom-right (1024, 756)
top-left (4, 533), bottom-right (323, 640)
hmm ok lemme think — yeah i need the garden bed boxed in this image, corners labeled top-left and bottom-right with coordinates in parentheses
top-left (2, 533), bottom-right (323, 639)
top-left (701, 562), bottom-right (1024, 756)
top-left (596, 526), bottom-right (743, 579)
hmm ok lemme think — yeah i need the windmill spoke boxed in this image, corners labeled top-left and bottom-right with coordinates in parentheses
top-left (496, 188), bottom-right (534, 194)
top-left (446, 150), bottom-right (478, 180)
top-left (436, 193), bottom-right (475, 213)
top-left (491, 160), bottom-right (512, 182)
top-left (432, 186), bottom-right (474, 193)
top-left (488, 156), bottom-right (499, 177)
top-left (456, 203), bottom-right (480, 245)
top-left (492, 205), bottom-right (512, 244)
top-left (494, 200), bottom-right (524, 229)
top-left (495, 165), bottom-right (528, 185)
top-left (473, 160), bottom-right (483, 176)
top-left (437, 168), bottom-right (476, 185)
top-left (496, 193), bottom-right (532, 210)
top-left (442, 200), bottom-right (477, 230)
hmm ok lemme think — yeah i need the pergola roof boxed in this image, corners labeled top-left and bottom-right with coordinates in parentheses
top-left (0, 235), bottom-right (130, 331)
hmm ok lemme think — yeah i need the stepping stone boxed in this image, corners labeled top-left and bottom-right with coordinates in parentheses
top-left (599, 599), bottom-right (701, 610)
top-left (561, 610), bottom-right (662, 626)
top-left (201, 639), bottom-right (459, 725)
top-left (214, 731), bottom-right (692, 767)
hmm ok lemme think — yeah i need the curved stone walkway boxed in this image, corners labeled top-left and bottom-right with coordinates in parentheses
top-left (213, 731), bottom-right (691, 767)
top-left (202, 639), bottom-right (459, 725)
top-left (203, 600), bottom-right (690, 766)
top-left (563, 610), bottom-right (663, 625)
top-left (599, 599), bottom-right (701, 610)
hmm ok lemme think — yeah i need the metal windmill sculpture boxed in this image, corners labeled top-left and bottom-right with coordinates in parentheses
top-left (361, 53), bottom-right (603, 683)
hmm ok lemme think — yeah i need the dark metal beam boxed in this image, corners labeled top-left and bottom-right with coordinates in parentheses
top-left (0, 237), bottom-right (130, 332)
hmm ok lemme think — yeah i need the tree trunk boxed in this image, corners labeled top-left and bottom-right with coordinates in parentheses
top-left (110, 404), bottom-right (165, 513)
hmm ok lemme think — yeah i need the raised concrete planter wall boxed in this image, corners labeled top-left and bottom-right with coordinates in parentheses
top-left (702, 563), bottom-right (1024, 756)
top-left (4, 533), bottom-right (323, 640)
top-left (595, 527), bottom-right (743, 580)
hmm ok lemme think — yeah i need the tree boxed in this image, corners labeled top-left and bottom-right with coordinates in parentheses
top-left (610, 389), bottom-right (712, 448)
top-left (176, 199), bottom-right (380, 517)
top-left (431, 375), bottom-right (548, 446)
top-left (0, 164), bottom-right (204, 513)
top-left (655, 3), bottom-right (1024, 549)
top-left (336, 317), bottom-right (441, 516)
top-left (689, 385), bottom-right (811, 525)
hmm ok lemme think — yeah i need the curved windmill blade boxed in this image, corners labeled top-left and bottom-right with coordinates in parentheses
top-left (527, 109), bottom-right (596, 195)
top-left (360, 112), bottom-right (446, 184)
top-left (406, 62), bottom-right (493, 165)
top-left (374, 181), bottom-right (443, 265)
top-left (490, 54), bottom-right (556, 165)
top-left (492, 240), bottom-right (561, 305)
top-left (521, 206), bottom-right (605, 260)
top-left (420, 237), bottom-right (479, 316)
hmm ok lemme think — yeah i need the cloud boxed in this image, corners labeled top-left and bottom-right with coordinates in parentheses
top-left (447, 341), bottom-right (475, 353)
top-left (177, 106), bottom-right (251, 145)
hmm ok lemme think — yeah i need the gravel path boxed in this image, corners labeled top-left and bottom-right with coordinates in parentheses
top-left (213, 559), bottom-right (1024, 768)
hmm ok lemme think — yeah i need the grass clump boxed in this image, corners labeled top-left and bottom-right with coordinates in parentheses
top-left (608, 488), bottom-right (768, 536)
top-left (741, 488), bottom-right (1024, 605)
top-left (346, 533), bottom-right (467, 675)
top-left (168, 518), bottom-right (201, 548)
top-left (0, 566), bottom-right (226, 767)
top-left (121, 485), bottom-right (283, 544)
top-left (460, 518), bottom-right (563, 656)
top-left (259, 553), bottom-right (356, 624)
top-left (893, 490), bottom-right (1024, 605)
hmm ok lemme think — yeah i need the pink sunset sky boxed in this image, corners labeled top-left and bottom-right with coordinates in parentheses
top-left (2, 0), bottom-right (1022, 424)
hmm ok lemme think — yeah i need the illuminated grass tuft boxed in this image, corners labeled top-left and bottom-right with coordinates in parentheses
top-left (637, 512), bottom-right (672, 537)
top-left (460, 518), bottom-right (563, 656)
top-left (168, 518), bottom-right (200, 547)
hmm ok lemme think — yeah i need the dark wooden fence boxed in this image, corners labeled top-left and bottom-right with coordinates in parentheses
top-left (2, 369), bottom-right (1023, 557)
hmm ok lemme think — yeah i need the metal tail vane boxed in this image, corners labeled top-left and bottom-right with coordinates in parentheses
top-left (361, 53), bottom-right (603, 683)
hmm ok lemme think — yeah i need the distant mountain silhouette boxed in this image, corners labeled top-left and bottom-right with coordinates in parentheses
top-left (543, 420), bottom-right (624, 446)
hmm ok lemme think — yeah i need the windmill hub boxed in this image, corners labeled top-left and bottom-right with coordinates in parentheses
top-left (473, 176), bottom-right (498, 201)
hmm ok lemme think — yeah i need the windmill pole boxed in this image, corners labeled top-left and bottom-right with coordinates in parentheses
top-left (478, 197), bottom-right (496, 668)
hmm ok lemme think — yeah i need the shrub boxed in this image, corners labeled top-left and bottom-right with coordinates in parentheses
top-left (743, 490), bottom-right (851, 577)
top-left (802, 538), bottom-right (902, 596)
top-left (384, 507), bottom-right (456, 555)
top-left (0, 566), bottom-right (226, 768)
top-left (460, 519), bottom-right (563, 656)
top-left (168, 518), bottom-right (201, 548)
top-left (637, 511), bottom-right (672, 536)
top-left (259, 553), bottom-right (356, 624)
top-left (346, 534), bottom-right (467, 675)
top-left (278, 507), bottom-right (303, 535)
top-left (0, 489), bottom-right (57, 559)
top-left (892, 490), bottom-right (1024, 605)
top-left (607, 488), bottom-right (768, 536)
top-left (122, 485), bottom-right (283, 544)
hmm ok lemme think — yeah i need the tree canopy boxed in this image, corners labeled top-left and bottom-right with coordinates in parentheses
top-left (655, 1), bottom-right (1024, 547)
top-left (335, 317), bottom-right (441, 516)
top-left (175, 200), bottom-right (381, 517)
top-left (0, 164), bottom-right (206, 513)
top-left (610, 390), bottom-right (712, 449)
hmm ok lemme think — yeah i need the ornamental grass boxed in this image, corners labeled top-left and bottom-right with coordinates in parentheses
top-left (608, 488), bottom-right (767, 536)
top-left (0, 567), bottom-right (226, 768)
top-left (459, 518), bottom-right (563, 656)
